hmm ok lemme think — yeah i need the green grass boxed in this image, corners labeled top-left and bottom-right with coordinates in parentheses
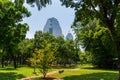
top-left (53, 65), bottom-right (119, 80)
top-left (0, 65), bottom-right (119, 80)
top-left (0, 66), bottom-right (41, 80)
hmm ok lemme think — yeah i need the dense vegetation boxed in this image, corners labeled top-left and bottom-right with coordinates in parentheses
top-left (0, 0), bottom-right (120, 79)
top-left (0, 0), bottom-right (30, 69)
top-left (60, 0), bottom-right (120, 79)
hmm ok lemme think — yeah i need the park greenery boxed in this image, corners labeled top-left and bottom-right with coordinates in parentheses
top-left (60, 0), bottom-right (120, 80)
top-left (0, 0), bottom-right (120, 80)
top-left (0, 64), bottom-right (118, 80)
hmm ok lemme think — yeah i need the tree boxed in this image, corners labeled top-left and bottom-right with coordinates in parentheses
top-left (65, 39), bottom-right (78, 65)
top-left (34, 31), bottom-right (43, 49)
top-left (73, 20), bottom-right (117, 68)
top-left (55, 36), bottom-right (79, 67)
top-left (38, 42), bottom-right (56, 78)
top-left (60, 0), bottom-right (120, 79)
top-left (18, 39), bottom-right (34, 64)
top-left (28, 41), bottom-right (57, 78)
top-left (0, 0), bottom-right (30, 68)
top-left (33, 31), bottom-right (58, 77)
top-left (78, 51), bottom-right (93, 64)
top-left (27, 48), bottom-right (40, 74)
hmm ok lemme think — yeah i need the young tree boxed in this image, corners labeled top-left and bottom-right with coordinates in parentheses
top-left (38, 42), bottom-right (56, 78)
top-left (29, 41), bottom-right (57, 78)
top-left (27, 48), bottom-right (40, 74)
top-left (32, 31), bottom-right (58, 77)
top-left (55, 37), bottom-right (79, 67)
top-left (34, 31), bottom-right (56, 49)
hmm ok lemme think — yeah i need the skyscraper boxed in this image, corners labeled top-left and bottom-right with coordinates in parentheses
top-left (66, 31), bottom-right (73, 40)
top-left (43, 17), bottom-right (63, 37)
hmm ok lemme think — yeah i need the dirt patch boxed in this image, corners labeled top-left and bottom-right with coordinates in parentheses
top-left (32, 76), bottom-right (63, 80)
top-left (20, 70), bottom-right (63, 80)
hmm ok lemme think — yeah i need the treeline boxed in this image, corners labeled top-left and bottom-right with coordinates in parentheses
top-left (0, 30), bottom-right (80, 68)
top-left (0, 0), bottom-right (79, 69)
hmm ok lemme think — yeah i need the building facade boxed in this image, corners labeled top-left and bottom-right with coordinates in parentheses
top-left (66, 32), bottom-right (73, 40)
top-left (43, 17), bottom-right (63, 37)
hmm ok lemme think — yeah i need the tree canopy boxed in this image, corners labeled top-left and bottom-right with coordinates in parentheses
top-left (60, 0), bottom-right (120, 79)
top-left (26, 0), bottom-right (52, 10)
top-left (0, 0), bottom-right (31, 68)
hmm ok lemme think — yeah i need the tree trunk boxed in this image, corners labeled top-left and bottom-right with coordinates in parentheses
top-left (1, 57), bottom-right (4, 68)
top-left (43, 73), bottom-right (46, 79)
top-left (13, 56), bottom-right (17, 69)
top-left (116, 41), bottom-right (120, 80)
top-left (33, 66), bottom-right (36, 74)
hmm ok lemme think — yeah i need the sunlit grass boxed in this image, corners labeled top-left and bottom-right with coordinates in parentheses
top-left (0, 66), bottom-right (41, 80)
top-left (53, 64), bottom-right (118, 80)
top-left (0, 64), bottom-right (119, 80)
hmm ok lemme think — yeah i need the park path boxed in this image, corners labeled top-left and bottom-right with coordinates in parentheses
top-left (19, 70), bottom-right (63, 80)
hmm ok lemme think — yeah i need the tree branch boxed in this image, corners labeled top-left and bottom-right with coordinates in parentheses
top-left (90, 1), bottom-right (98, 14)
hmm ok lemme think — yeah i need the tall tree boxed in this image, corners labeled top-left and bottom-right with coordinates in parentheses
top-left (56, 36), bottom-right (79, 66)
top-left (34, 31), bottom-right (56, 49)
top-left (18, 39), bottom-right (34, 64)
top-left (0, 0), bottom-right (30, 68)
top-left (73, 20), bottom-right (116, 68)
top-left (60, 0), bottom-right (120, 79)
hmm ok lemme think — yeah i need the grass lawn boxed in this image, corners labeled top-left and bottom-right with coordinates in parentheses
top-left (0, 64), bottom-right (119, 80)
top-left (0, 66), bottom-right (41, 80)
top-left (53, 65), bottom-right (119, 80)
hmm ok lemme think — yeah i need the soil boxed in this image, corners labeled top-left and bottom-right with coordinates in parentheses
top-left (20, 71), bottom-right (63, 80)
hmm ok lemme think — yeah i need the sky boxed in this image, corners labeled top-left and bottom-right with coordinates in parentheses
top-left (23, 0), bottom-right (75, 39)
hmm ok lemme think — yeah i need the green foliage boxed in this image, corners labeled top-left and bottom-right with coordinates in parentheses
top-left (0, 0), bottom-right (31, 68)
top-left (28, 41), bottom-right (57, 78)
top-left (60, 0), bottom-right (120, 28)
top-left (18, 39), bottom-right (34, 64)
top-left (55, 36), bottom-right (79, 66)
top-left (72, 20), bottom-right (117, 69)
top-left (79, 51), bottom-right (93, 64)
top-left (34, 31), bottom-right (56, 49)
top-left (18, 39), bottom-right (34, 55)
top-left (30, 31), bottom-right (59, 77)
top-left (38, 43), bottom-right (56, 78)
top-left (60, 0), bottom-right (120, 69)
top-left (26, 0), bottom-right (52, 10)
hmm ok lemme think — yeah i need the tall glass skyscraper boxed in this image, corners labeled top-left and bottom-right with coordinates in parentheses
top-left (43, 17), bottom-right (63, 37)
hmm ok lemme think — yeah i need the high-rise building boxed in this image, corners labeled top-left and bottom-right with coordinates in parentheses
top-left (66, 31), bottom-right (73, 40)
top-left (43, 17), bottom-right (63, 37)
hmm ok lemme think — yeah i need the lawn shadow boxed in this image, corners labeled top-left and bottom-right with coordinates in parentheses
top-left (82, 66), bottom-right (118, 71)
top-left (51, 64), bottom-right (79, 69)
top-left (0, 67), bottom-right (16, 70)
top-left (63, 72), bottom-right (118, 80)
top-left (0, 72), bottom-right (25, 80)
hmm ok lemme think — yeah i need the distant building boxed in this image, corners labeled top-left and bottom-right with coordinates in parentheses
top-left (66, 31), bottom-right (73, 40)
top-left (43, 17), bottom-right (63, 37)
